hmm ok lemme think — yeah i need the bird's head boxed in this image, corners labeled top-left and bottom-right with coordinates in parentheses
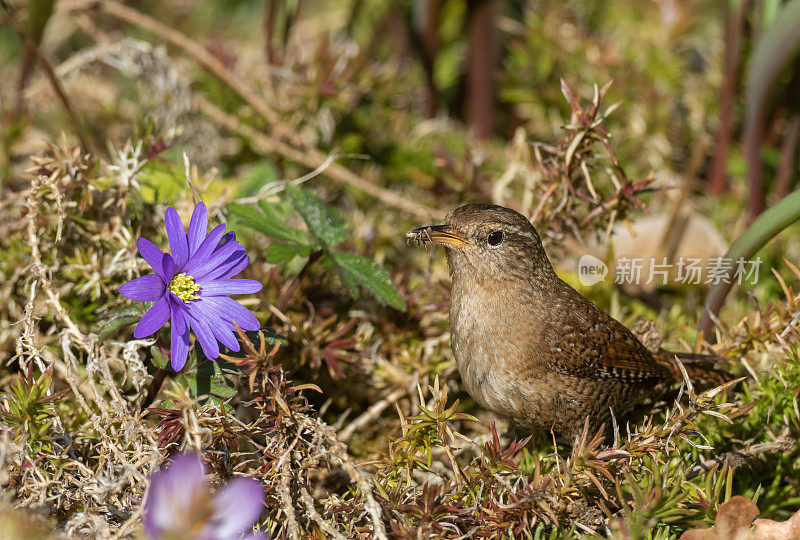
top-left (407, 203), bottom-right (555, 285)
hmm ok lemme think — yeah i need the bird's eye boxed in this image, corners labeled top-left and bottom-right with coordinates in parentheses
top-left (487, 230), bottom-right (504, 246)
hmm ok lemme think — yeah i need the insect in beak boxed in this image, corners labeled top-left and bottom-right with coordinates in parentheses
top-left (406, 224), bottom-right (468, 249)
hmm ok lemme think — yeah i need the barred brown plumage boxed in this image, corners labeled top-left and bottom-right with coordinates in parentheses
top-left (409, 203), bottom-right (735, 442)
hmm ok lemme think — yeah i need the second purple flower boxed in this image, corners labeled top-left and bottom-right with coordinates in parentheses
top-left (119, 202), bottom-right (262, 371)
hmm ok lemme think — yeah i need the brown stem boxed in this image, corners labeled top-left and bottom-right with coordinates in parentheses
top-left (708, 0), bottom-right (748, 196)
top-left (686, 437), bottom-right (796, 480)
top-left (746, 137), bottom-right (766, 221)
top-left (15, 49), bottom-right (35, 116)
top-left (264, 0), bottom-right (279, 65)
top-left (344, 0), bottom-right (363, 35)
top-left (282, 0), bottom-right (303, 56)
top-left (421, 0), bottom-right (441, 118)
top-left (659, 136), bottom-right (711, 259)
top-left (465, 0), bottom-right (497, 140)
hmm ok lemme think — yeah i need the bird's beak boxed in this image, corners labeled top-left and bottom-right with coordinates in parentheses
top-left (406, 224), bottom-right (468, 248)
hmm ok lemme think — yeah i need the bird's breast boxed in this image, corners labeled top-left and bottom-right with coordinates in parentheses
top-left (449, 283), bottom-right (538, 417)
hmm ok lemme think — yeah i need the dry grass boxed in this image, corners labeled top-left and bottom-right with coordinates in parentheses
top-left (1, 2), bottom-right (799, 538)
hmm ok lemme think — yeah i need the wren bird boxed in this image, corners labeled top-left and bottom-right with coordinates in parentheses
top-left (408, 203), bottom-right (729, 442)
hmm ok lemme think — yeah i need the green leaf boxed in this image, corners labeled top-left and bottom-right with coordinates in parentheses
top-left (226, 201), bottom-right (262, 222)
top-left (27, 0), bottom-right (55, 44)
top-left (264, 242), bottom-right (312, 263)
top-left (191, 355), bottom-right (215, 404)
top-left (698, 188), bottom-right (800, 338)
top-left (150, 346), bottom-right (169, 369)
top-left (330, 251), bottom-right (406, 310)
top-left (256, 327), bottom-right (287, 345)
top-left (96, 305), bottom-right (148, 342)
top-left (240, 162), bottom-right (279, 196)
top-left (98, 305), bottom-right (143, 321)
top-left (210, 378), bottom-right (237, 398)
top-left (257, 199), bottom-right (298, 233)
top-left (97, 315), bottom-right (141, 343)
top-left (227, 202), bottom-right (308, 244)
top-left (138, 160), bottom-right (186, 204)
top-left (742, 0), bottom-right (800, 204)
top-left (285, 184), bottom-right (349, 248)
top-left (330, 253), bottom-right (360, 298)
top-left (187, 353), bottom-right (243, 404)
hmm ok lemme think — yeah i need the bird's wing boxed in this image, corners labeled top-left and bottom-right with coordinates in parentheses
top-left (542, 288), bottom-right (670, 383)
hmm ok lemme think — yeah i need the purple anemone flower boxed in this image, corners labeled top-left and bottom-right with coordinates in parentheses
top-left (119, 203), bottom-right (262, 371)
top-left (144, 453), bottom-right (267, 540)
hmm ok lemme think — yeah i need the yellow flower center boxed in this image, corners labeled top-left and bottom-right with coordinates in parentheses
top-left (168, 273), bottom-right (200, 303)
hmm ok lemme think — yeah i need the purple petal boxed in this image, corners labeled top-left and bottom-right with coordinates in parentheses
top-left (192, 300), bottom-right (240, 352)
top-left (211, 324), bottom-right (240, 352)
top-left (165, 207), bottom-right (189, 269)
top-left (203, 252), bottom-right (249, 282)
top-left (192, 239), bottom-right (243, 281)
top-left (170, 306), bottom-right (190, 371)
top-left (119, 274), bottom-right (165, 301)
top-left (200, 279), bottom-right (262, 297)
top-left (144, 453), bottom-right (205, 536)
top-left (183, 224), bottom-right (227, 275)
top-left (205, 329), bottom-right (239, 354)
top-left (218, 329), bottom-right (240, 352)
top-left (133, 295), bottom-right (171, 338)
top-left (163, 254), bottom-right (177, 282)
top-left (201, 296), bottom-right (260, 331)
top-left (186, 309), bottom-right (220, 359)
top-left (210, 477), bottom-right (265, 537)
top-left (137, 238), bottom-right (169, 282)
top-left (187, 202), bottom-right (208, 255)
top-left (217, 231), bottom-right (237, 248)
top-left (219, 254), bottom-right (251, 280)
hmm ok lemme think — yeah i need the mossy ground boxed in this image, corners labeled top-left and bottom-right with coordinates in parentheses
top-left (1, 1), bottom-right (799, 538)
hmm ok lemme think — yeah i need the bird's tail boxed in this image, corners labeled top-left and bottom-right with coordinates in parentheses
top-left (654, 351), bottom-right (735, 386)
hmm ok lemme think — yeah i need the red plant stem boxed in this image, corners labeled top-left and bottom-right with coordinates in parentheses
top-left (466, 0), bottom-right (497, 140)
top-left (774, 113), bottom-right (800, 200)
top-left (264, 0), bottom-right (280, 65)
top-left (709, 0), bottom-right (748, 196)
top-left (421, 0), bottom-right (441, 118)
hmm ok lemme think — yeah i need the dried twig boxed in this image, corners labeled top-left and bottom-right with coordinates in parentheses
top-left (339, 386), bottom-right (410, 442)
top-left (299, 484), bottom-right (347, 540)
top-left (686, 437), bottom-right (797, 479)
top-left (278, 460), bottom-right (300, 539)
top-left (194, 94), bottom-right (442, 220)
